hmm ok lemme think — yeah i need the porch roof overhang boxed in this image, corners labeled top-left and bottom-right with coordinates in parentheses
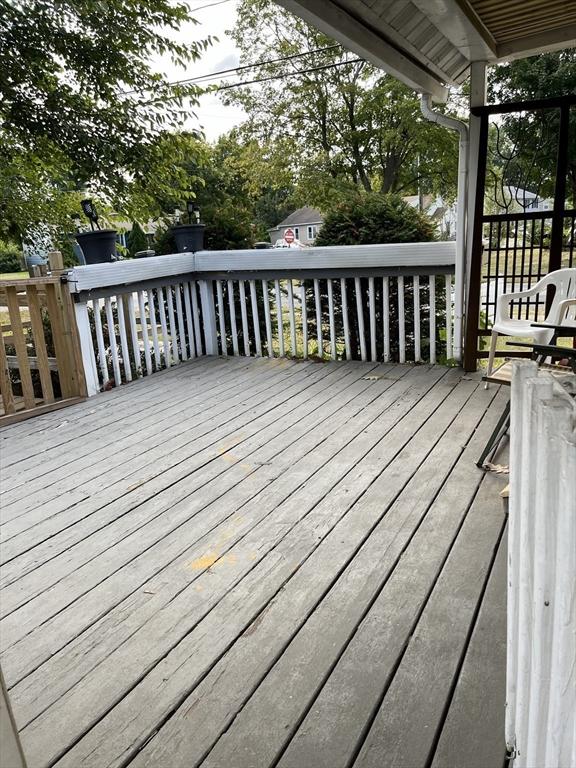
top-left (275, 0), bottom-right (576, 102)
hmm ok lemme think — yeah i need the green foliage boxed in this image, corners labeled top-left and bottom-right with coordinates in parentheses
top-left (488, 51), bottom-right (576, 205)
top-left (315, 193), bottom-right (436, 246)
top-left (153, 227), bottom-right (177, 256)
top-left (0, 1), bottom-right (211, 240)
top-left (203, 207), bottom-right (255, 250)
top-left (310, 194), bottom-right (438, 362)
top-left (127, 222), bottom-right (149, 257)
top-left (0, 243), bottom-right (22, 273)
top-left (227, 1), bottom-right (459, 204)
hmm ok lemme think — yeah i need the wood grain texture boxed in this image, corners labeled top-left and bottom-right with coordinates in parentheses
top-left (0, 358), bottom-right (508, 768)
top-left (430, 527), bottom-right (507, 768)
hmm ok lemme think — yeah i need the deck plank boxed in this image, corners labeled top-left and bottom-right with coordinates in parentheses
top-left (0, 356), bottom-right (240, 470)
top-left (0, 360), bottom-right (352, 566)
top-left (430, 527), bottom-right (508, 768)
top-left (0, 358), bottom-right (308, 511)
top-left (353, 471), bottom-right (507, 768)
top-left (20, 367), bottom-right (450, 767)
top-left (0, 359), bottom-right (509, 768)
top-left (7, 363), bottom-right (403, 704)
top-left (1, 362), bottom-right (388, 648)
top-left (134, 378), bottom-right (497, 768)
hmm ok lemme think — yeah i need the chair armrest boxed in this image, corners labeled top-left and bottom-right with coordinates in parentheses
top-left (495, 288), bottom-right (540, 323)
top-left (558, 298), bottom-right (576, 322)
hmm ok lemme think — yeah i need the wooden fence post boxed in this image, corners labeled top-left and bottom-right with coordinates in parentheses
top-left (199, 279), bottom-right (218, 355)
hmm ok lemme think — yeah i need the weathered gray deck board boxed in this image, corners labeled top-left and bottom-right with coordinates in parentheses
top-left (430, 527), bottom-right (508, 768)
top-left (0, 358), bottom-right (509, 768)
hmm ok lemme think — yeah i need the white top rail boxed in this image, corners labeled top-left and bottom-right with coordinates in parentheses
top-left (66, 242), bottom-right (456, 294)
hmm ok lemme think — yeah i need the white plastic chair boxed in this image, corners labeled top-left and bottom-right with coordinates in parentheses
top-left (486, 267), bottom-right (576, 378)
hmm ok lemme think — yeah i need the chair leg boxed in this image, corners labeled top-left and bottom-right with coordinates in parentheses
top-left (485, 330), bottom-right (498, 388)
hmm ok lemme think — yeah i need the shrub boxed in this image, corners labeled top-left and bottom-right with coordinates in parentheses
top-left (126, 221), bottom-right (149, 257)
top-left (314, 192), bottom-right (436, 246)
top-left (0, 244), bottom-right (22, 273)
top-left (310, 194), bottom-right (445, 362)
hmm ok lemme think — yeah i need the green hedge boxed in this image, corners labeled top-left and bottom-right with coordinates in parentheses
top-left (0, 245), bottom-right (22, 273)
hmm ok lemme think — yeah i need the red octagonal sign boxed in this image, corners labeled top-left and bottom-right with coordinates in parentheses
top-left (284, 228), bottom-right (295, 244)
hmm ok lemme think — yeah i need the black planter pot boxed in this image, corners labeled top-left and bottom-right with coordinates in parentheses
top-left (75, 230), bottom-right (118, 264)
top-left (171, 224), bottom-right (205, 253)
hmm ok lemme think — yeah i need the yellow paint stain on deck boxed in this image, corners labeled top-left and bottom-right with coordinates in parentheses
top-left (188, 551), bottom-right (237, 571)
top-left (188, 552), bottom-right (219, 570)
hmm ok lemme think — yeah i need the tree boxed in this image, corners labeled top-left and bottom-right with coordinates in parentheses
top-left (0, 0), bottom-right (211, 239)
top-left (488, 51), bottom-right (576, 206)
top-left (226, 0), bottom-right (458, 206)
top-left (127, 222), bottom-right (149, 257)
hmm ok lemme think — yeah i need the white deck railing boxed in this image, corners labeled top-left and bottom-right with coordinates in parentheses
top-left (66, 243), bottom-right (456, 395)
top-left (507, 361), bottom-right (576, 767)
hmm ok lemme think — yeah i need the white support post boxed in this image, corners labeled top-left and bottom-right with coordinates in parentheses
top-left (73, 299), bottom-right (100, 396)
top-left (199, 279), bottom-right (218, 355)
top-left (1, 666), bottom-right (27, 768)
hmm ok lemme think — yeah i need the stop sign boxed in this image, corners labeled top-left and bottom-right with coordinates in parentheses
top-left (284, 228), bottom-right (295, 244)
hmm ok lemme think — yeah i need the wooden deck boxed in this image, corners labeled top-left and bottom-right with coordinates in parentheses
top-left (0, 356), bottom-right (509, 768)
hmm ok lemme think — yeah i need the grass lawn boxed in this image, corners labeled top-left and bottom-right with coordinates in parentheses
top-left (0, 271), bottom-right (28, 280)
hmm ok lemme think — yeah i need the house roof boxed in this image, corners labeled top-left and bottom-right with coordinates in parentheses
top-left (272, 206), bottom-right (324, 229)
top-left (275, 0), bottom-right (576, 102)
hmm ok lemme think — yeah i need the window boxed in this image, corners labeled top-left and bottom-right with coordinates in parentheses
top-left (294, 227), bottom-right (300, 240)
top-left (307, 225), bottom-right (318, 241)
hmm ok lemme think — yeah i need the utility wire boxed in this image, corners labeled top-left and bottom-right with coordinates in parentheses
top-left (190, 0), bottom-right (233, 11)
top-left (121, 44), bottom-right (344, 95)
top-left (185, 44), bottom-right (342, 84)
top-left (213, 57), bottom-right (365, 91)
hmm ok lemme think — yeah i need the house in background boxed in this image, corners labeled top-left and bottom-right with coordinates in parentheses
top-left (268, 206), bottom-right (324, 245)
top-left (496, 185), bottom-right (553, 213)
top-left (403, 194), bottom-right (459, 240)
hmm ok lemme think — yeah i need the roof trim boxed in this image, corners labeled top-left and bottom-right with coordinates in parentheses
top-left (497, 24), bottom-right (576, 60)
top-left (276, 0), bottom-right (449, 102)
top-left (411, 0), bottom-right (496, 62)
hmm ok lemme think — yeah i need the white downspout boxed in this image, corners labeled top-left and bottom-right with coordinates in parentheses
top-left (420, 94), bottom-right (468, 363)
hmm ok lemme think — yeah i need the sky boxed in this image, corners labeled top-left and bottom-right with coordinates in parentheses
top-left (153, 0), bottom-right (247, 142)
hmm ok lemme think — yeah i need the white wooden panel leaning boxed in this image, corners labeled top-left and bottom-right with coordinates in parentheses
top-left (68, 243), bottom-right (456, 393)
top-left (507, 361), bottom-right (576, 768)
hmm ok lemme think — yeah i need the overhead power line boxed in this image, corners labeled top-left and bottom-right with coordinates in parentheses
top-left (190, 0), bottom-right (233, 11)
top-left (213, 57), bottom-right (365, 92)
top-left (179, 44), bottom-right (342, 85)
top-left (121, 44), bottom-right (344, 95)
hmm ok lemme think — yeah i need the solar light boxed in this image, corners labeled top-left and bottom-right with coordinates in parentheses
top-left (186, 200), bottom-right (200, 224)
top-left (80, 198), bottom-right (100, 231)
